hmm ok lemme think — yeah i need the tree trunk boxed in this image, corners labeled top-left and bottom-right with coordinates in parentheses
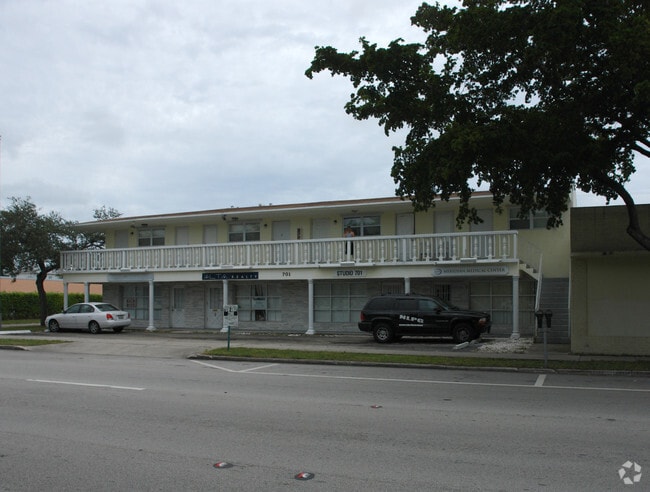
top-left (604, 176), bottom-right (650, 251)
top-left (36, 265), bottom-right (52, 326)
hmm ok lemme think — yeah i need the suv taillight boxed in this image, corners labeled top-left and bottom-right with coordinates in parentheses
top-left (360, 312), bottom-right (366, 321)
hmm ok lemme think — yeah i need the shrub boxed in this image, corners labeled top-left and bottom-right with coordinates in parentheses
top-left (1, 292), bottom-right (102, 320)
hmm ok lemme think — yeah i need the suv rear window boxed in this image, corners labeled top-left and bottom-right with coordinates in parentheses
top-left (397, 299), bottom-right (419, 310)
top-left (365, 297), bottom-right (394, 310)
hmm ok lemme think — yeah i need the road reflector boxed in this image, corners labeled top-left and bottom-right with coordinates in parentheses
top-left (295, 472), bottom-right (314, 480)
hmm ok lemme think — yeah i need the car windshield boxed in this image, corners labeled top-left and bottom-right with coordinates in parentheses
top-left (95, 303), bottom-right (120, 312)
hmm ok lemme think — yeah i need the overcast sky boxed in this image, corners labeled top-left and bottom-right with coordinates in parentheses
top-left (1, 1), bottom-right (647, 223)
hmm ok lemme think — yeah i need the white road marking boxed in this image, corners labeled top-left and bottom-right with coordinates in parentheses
top-left (27, 379), bottom-right (145, 391)
top-left (239, 363), bottom-right (279, 373)
top-left (192, 360), bottom-right (278, 373)
top-left (535, 374), bottom-right (547, 387)
top-left (191, 360), bottom-right (650, 393)
top-left (192, 360), bottom-right (245, 373)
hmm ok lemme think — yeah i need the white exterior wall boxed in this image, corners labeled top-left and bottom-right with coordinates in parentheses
top-left (67, 195), bottom-right (571, 336)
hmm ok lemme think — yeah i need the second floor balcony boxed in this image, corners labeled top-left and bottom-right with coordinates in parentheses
top-left (62, 231), bottom-right (538, 274)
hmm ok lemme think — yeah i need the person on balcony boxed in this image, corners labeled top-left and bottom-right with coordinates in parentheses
top-left (344, 226), bottom-right (355, 257)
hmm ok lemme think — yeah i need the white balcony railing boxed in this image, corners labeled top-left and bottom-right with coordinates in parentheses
top-left (61, 231), bottom-right (521, 273)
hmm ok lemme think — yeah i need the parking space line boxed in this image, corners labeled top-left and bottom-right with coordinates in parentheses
top-left (192, 360), bottom-right (278, 373)
top-left (27, 379), bottom-right (145, 391)
top-left (191, 361), bottom-right (650, 393)
top-left (192, 360), bottom-right (242, 373)
top-left (239, 363), bottom-right (279, 373)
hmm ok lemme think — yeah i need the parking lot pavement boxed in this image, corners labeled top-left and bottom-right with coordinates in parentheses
top-left (1, 328), bottom-right (581, 362)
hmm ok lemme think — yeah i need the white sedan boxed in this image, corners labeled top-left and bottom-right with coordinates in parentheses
top-left (45, 302), bottom-right (131, 334)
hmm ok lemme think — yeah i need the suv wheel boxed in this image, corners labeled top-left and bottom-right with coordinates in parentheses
top-left (373, 323), bottom-right (394, 344)
top-left (452, 323), bottom-right (472, 344)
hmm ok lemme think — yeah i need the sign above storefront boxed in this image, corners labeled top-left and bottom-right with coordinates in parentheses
top-left (335, 269), bottom-right (366, 278)
top-left (202, 272), bottom-right (259, 280)
top-left (433, 265), bottom-right (509, 277)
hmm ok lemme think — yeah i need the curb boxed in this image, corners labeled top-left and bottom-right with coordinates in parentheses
top-left (189, 354), bottom-right (650, 377)
top-left (0, 345), bottom-right (28, 351)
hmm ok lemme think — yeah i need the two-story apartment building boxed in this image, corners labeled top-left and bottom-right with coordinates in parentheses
top-left (61, 193), bottom-right (571, 340)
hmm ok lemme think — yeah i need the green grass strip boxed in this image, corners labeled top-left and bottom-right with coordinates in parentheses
top-left (1, 319), bottom-right (41, 326)
top-left (204, 347), bottom-right (650, 372)
top-left (0, 338), bottom-right (68, 347)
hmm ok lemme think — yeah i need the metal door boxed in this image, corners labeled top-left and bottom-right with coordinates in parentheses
top-left (171, 287), bottom-right (185, 328)
top-left (435, 210), bottom-right (455, 233)
top-left (434, 211), bottom-right (455, 260)
top-left (176, 226), bottom-right (189, 245)
top-left (469, 209), bottom-right (493, 232)
top-left (396, 213), bottom-right (414, 235)
top-left (272, 220), bottom-right (291, 264)
top-left (311, 218), bottom-right (330, 239)
top-left (205, 286), bottom-right (223, 329)
top-left (396, 213), bottom-right (415, 261)
top-left (114, 230), bottom-right (129, 248)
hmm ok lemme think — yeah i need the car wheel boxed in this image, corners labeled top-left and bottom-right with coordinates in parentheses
top-left (48, 320), bottom-right (60, 333)
top-left (452, 323), bottom-right (472, 344)
top-left (373, 323), bottom-right (394, 343)
top-left (113, 327), bottom-right (124, 333)
top-left (88, 321), bottom-right (102, 334)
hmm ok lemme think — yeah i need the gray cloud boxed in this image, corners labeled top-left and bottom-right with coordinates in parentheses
top-left (0, 0), bottom-right (646, 222)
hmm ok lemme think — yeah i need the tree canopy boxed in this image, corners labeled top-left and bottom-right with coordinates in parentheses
top-left (306, 0), bottom-right (650, 248)
top-left (0, 198), bottom-right (120, 324)
top-left (1, 197), bottom-right (78, 323)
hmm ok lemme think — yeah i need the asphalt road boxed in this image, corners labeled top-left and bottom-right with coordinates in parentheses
top-left (1, 349), bottom-right (648, 491)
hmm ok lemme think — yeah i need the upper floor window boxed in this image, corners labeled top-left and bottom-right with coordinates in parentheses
top-left (343, 215), bottom-right (380, 237)
top-left (229, 222), bottom-right (260, 242)
top-left (509, 208), bottom-right (550, 230)
top-left (138, 228), bottom-right (165, 247)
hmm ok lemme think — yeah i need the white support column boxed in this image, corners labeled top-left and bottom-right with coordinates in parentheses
top-left (220, 280), bottom-right (229, 333)
top-left (305, 278), bottom-right (315, 335)
top-left (404, 277), bottom-right (411, 294)
top-left (511, 275), bottom-right (520, 339)
top-left (63, 282), bottom-right (69, 310)
top-left (84, 282), bottom-right (90, 303)
top-left (146, 279), bottom-right (156, 331)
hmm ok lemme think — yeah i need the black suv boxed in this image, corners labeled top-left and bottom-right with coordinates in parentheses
top-left (358, 294), bottom-right (491, 344)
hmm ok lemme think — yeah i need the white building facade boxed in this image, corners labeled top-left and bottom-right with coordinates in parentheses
top-left (61, 194), bottom-right (572, 340)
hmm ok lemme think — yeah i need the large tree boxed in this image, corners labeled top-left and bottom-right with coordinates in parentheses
top-left (84, 205), bottom-right (123, 249)
top-left (306, 1), bottom-right (650, 248)
top-left (0, 197), bottom-right (112, 325)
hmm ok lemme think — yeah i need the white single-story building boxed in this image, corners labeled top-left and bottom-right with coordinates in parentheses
top-left (571, 205), bottom-right (650, 355)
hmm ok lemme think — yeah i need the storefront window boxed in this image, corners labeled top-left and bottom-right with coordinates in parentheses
top-left (121, 284), bottom-right (162, 320)
top-left (235, 283), bottom-right (281, 321)
top-left (314, 282), bottom-right (367, 323)
top-left (470, 279), bottom-right (535, 332)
